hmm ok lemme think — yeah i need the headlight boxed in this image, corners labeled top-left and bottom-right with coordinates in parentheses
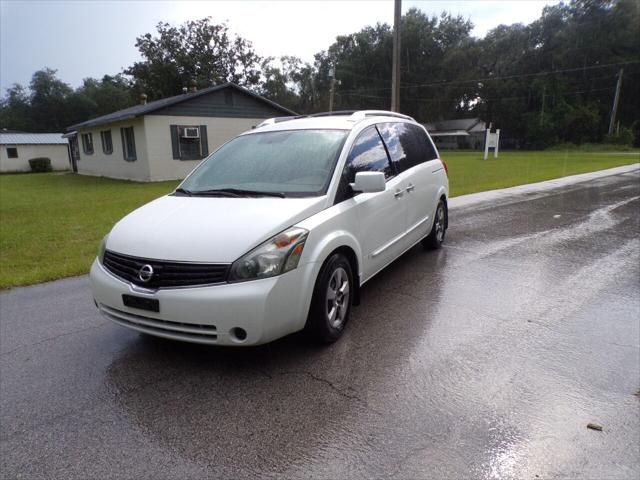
top-left (98, 234), bottom-right (109, 264)
top-left (228, 227), bottom-right (308, 282)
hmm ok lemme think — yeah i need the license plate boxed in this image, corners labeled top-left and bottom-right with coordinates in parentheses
top-left (122, 294), bottom-right (159, 313)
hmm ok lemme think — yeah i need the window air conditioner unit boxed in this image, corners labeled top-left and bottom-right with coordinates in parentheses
top-left (182, 127), bottom-right (200, 139)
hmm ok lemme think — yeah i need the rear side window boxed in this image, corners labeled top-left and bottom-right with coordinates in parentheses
top-left (335, 126), bottom-right (393, 204)
top-left (377, 122), bottom-right (438, 173)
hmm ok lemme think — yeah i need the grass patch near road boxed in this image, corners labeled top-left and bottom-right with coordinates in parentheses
top-left (1, 150), bottom-right (638, 289)
top-left (442, 150), bottom-right (639, 196)
top-left (0, 173), bottom-right (178, 289)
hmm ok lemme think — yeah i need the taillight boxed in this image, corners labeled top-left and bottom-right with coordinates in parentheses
top-left (441, 159), bottom-right (449, 177)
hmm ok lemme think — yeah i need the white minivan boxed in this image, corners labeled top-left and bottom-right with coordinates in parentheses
top-left (90, 110), bottom-right (449, 345)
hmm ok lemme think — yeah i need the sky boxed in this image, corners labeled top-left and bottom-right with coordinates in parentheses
top-left (0, 0), bottom-right (560, 93)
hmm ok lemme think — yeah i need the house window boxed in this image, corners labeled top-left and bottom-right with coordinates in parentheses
top-left (170, 125), bottom-right (209, 161)
top-left (6, 147), bottom-right (18, 158)
top-left (81, 133), bottom-right (94, 155)
top-left (101, 130), bottom-right (113, 155)
top-left (120, 127), bottom-right (136, 161)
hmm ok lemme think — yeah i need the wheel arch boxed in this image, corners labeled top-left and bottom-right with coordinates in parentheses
top-left (304, 229), bottom-right (363, 311)
top-left (437, 186), bottom-right (449, 229)
top-left (329, 245), bottom-right (360, 306)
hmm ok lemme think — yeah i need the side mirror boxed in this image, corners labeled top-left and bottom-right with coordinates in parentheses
top-left (350, 171), bottom-right (386, 193)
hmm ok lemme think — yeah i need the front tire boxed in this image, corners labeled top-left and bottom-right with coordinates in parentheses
top-left (422, 199), bottom-right (447, 250)
top-left (305, 253), bottom-right (353, 344)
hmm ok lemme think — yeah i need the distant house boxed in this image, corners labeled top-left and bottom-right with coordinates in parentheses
top-left (423, 118), bottom-right (487, 150)
top-left (0, 132), bottom-right (70, 173)
top-left (66, 82), bottom-right (297, 182)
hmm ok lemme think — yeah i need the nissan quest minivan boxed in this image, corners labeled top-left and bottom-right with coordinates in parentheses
top-left (90, 110), bottom-right (449, 345)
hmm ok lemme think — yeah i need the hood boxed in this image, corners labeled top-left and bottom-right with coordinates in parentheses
top-left (106, 194), bottom-right (327, 263)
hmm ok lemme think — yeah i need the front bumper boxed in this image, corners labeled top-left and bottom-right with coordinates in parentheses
top-left (89, 259), bottom-right (316, 346)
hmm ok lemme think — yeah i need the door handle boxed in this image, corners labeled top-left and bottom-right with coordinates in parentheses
top-left (394, 189), bottom-right (404, 199)
top-left (406, 183), bottom-right (415, 193)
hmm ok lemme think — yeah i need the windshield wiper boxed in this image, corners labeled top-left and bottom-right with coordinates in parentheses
top-left (174, 187), bottom-right (192, 196)
top-left (190, 188), bottom-right (286, 198)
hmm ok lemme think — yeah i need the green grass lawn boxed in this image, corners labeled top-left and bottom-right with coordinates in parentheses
top-left (0, 174), bottom-right (179, 288)
top-left (1, 150), bottom-right (638, 289)
top-left (442, 150), bottom-right (639, 196)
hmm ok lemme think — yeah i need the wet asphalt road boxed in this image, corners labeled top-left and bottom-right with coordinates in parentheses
top-left (1, 169), bottom-right (639, 479)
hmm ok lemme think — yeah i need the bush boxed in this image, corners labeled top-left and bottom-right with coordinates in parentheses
top-left (546, 142), bottom-right (633, 152)
top-left (604, 127), bottom-right (634, 146)
top-left (28, 157), bottom-right (52, 172)
top-left (632, 121), bottom-right (640, 148)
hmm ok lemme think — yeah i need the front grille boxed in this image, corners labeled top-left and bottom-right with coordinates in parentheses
top-left (103, 250), bottom-right (229, 289)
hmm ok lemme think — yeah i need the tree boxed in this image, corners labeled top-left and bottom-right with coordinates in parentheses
top-left (28, 68), bottom-right (75, 132)
top-left (125, 18), bottom-right (263, 99)
top-left (0, 83), bottom-right (33, 131)
top-left (313, 10), bottom-right (475, 120)
top-left (469, 0), bottom-right (640, 146)
top-left (3, 0), bottom-right (637, 143)
top-left (76, 74), bottom-right (136, 117)
top-left (260, 56), bottom-right (304, 111)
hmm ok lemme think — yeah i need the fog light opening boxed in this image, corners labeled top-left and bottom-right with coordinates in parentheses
top-left (230, 327), bottom-right (247, 342)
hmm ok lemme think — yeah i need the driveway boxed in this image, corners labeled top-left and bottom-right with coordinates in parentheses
top-left (1, 168), bottom-right (639, 479)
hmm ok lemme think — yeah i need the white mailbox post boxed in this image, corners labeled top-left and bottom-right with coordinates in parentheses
top-left (484, 128), bottom-right (501, 159)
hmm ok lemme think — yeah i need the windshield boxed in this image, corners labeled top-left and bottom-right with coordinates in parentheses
top-left (178, 129), bottom-right (348, 197)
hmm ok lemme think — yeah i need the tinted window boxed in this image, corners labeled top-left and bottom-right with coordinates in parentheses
top-left (413, 125), bottom-right (438, 161)
top-left (344, 126), bottom-right (393, 181)
top-left (378, 122), bottom-right (437, 173)
top-left (335, 126), bottom-right (392, 203)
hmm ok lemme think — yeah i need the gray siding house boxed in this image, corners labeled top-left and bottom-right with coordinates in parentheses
top-left (423, 118), bottom-right (487, 150)
top-left (66, 83), bottom-right (296, 181)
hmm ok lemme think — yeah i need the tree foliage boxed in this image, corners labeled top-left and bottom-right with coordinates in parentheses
top-left (0, 69), bottom-right (136, 132)
top-left (125, 18), bottom-right (263, 99)
top-left (1, 1), bottom-right (638, 146)
top-left (294, 0), bottom-right (638, 147)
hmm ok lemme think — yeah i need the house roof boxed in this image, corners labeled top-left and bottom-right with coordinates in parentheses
top-left (423, 118), bottom-right (485, 134)
top-left (67, 82), bottom-right (297, 131)
top-left (0, 133), bottom-right (67, 145)
top-left (429, 130), bottom-right (470, 137)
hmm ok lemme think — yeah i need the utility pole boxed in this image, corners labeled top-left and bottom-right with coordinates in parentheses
top-left (328, 67), bottom-right (336, 112)
top-left (391, 0), bottom-right (401, 112)
top-left (608, 68), bottom-right (623, 135)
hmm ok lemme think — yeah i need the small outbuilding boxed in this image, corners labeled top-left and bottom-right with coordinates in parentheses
top-left (0, 132), bottom-right (70, 173)
top-left (66, 82), bottom-right (297, 182)
top-left (423, 118), bottom-right (487, 150)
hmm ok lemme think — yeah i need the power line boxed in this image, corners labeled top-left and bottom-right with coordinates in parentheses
top-left (338, 71), bottom-right (619, 95)
top-left (336, 60), bottom-right (640, 94)
top-left (338, 86), bottom-right (616, 103)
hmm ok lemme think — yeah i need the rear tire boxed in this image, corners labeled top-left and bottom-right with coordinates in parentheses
top-left (422, 199), bottom-right (447, 250)
top-left (305, 253), bottom-right (353, 344)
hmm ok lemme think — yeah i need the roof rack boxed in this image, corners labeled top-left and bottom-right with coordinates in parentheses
top-left (255, 110), bottom-right (415, 129)
top-left (349, 110), bottom-right (415, 121)
top-left (306, 110), bottom-right (414, 121)
top-left (306, 110), bottom-right (357, 118)
top-left (255, 116), bottom-right (302, 128)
